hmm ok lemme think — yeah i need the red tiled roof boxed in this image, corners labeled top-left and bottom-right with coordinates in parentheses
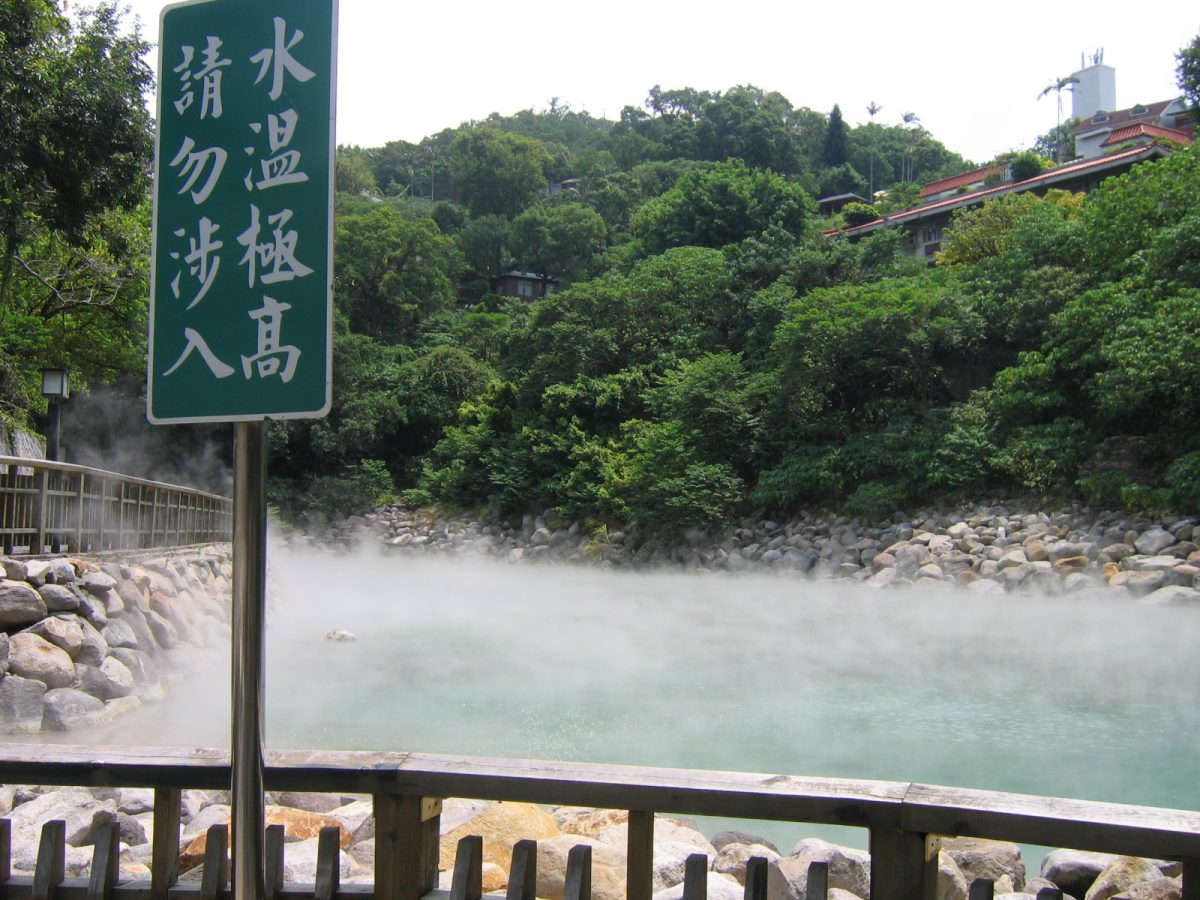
top-left (1071, 99), bottom-right (1175, 135)
top-left (918, 165), bottom-right (1004, 198)
top-left (1101, 122), bottom-right (1193, 147)
top-left (830, 143), bottom-right (1173, 239)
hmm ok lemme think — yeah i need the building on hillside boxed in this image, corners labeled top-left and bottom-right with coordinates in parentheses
top-left (491, 270), bottom-right (559, 299)
top-left (917, 165), bottom-right (1006, 203)
top-left (828, 143), bottom-right (1184, 260)
top-left (816, 193), bottom-right (869, 217)
top-left (1072, 99), bottom-right (1194, 159)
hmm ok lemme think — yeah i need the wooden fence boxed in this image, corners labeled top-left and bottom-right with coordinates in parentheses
top-left (0, 457), bottom-right (231, 555)
top-left (0, 744), bottom-right (1195, 900)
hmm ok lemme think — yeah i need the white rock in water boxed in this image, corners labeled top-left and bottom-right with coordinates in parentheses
top-left (325, 629), bottom-right (357, 642)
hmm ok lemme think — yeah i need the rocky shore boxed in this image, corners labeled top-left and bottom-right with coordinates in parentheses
top-left (0, 790), bottom-right (1184, 900)
top-left (0, 547), bottom-right (232, 734)
top-left (295, 501), bottom-right (1200, 604)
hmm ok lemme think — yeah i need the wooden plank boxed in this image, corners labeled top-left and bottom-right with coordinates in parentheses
top-left (199, 824), bottom-right (228, 900)
top-left (901, 784), bottom-right (1200, 860)
top-left (32, 820), bottom-right (66, 900)
top-left (869, 829), bottom-right (938, 900)
top-left (314, 825), bottom-right (341, 900)
top-left (373, 792), bottom-right (440, 900)
top-left (264, 823), bottom-right (285, 900)
top-left (627, 810), bottom-right (654, 900)
top-left (806, 860), bottom-right (829, 900)
top-left (682, 853), bottom-right (708, 900)
top-left (506, 839), bottom-right (537, 900)
top-left (968, 878), bottom-right (995, 900)
top-left (86, 822), bottom-right (119, 900)
top-left (0, 818), bottom-right (10, 883)
top-left (563, 845), bottom-right (592, 900)
top-left (449, 835), bottom-right (482, 900)
top-left (151, 787), bottom-right (182, 899)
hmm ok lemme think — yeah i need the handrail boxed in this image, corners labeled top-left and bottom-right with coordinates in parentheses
top-left (0, 743), bottom-right (1195, 900)
top-left (0, 456), bottom-right (231, 555)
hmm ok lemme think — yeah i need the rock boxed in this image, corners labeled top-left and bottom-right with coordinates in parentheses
top-left (77, 656), bottom-right (134, 700)
top-left (43, 687), bottom-right (111, 730)
top-left (268, 791), bottom-right (348, 814)
top-left (784, 839), bottom-right (871, 899)
top-left (180, 806), bottom-right (351, 873)
top-left (325, 629), bottom-right (357, 642)
top-left (7, 787), bottom-right (117, 846)
top-left (1085, 858), bottom-right (1163, 900)
top-left (109, 648), bottom-right (163, 701)
top-left (653, 871), bottom-right (746, 900)
top-left (942, 837), bottom-right (1025, 892)
top-left (1134, 529), bottom-right (1175, 556)
top-left (0, 580), bottom-right (49, 627)
top-left (38, 583), bottom-right (81, 612)
top-left (939, 850), bottom-right (969, 900)
top-left (536, 833), bottom-right (626, 900)
top-left (711, 831), bottom-right (781, 854)
top-left (9, 632), bottom-right (76, 688)
top-left (273, 834), bottom-right (353, 885)
top-left (1112, 877), bottom-right (1182, 900)
top-left (0, 674), bottom-right (48, 733)
top-left (145, 609), bottom-right (179, 649)
top-left (26, 615), bottom-right (84, 657)
top-left (713, 843), bottom-right (782, 884)
top-left (552, 807), bottom-right (630, 837)
top-left (1042, 850), bottom-right (1119, 897)
top-left (1137, 586), bottom-right (1200, 606)
top-left (439, 802), bottom-right (561, 876)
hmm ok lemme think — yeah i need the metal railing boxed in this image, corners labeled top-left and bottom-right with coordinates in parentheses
top-left (0, 456), bottom-right (231, 555)
top-left (0, 743), bottom-right (1196, 900)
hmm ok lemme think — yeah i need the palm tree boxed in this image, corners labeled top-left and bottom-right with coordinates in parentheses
top-left (1038, 76), bottom-right (1079, 163)
top-left (900, 111), bottom-right (922, 183)
top-left (866, 102), bottom-right (882, 197)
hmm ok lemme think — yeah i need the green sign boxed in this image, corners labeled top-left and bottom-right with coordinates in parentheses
top-left (148, 0), bottom-right (336, 423)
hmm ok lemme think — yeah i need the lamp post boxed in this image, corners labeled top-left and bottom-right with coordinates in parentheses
top-left (40, 368), bottom-right (69, 462)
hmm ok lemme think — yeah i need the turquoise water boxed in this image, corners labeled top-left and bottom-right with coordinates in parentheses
top-left (67, 548), bottom-right (1200, 855)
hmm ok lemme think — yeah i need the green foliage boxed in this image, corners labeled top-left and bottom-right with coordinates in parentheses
top-left (334, 148), bottom-right (379, 195)
top-left (271, 459), bottom-right (395, 529)
top-left (1178, 31), bottom-right (1200, 107)
top-left (1009, 151), bottom-right (1049, 181)
top-left (446, 127), bottom-right (552, 217)
top-left (823, 104), bottom-right (848, 167)
top-left (511, 201), bottom-right (608, 284)
top-left (632, 159), bottom-right (813, 255)
top-left (841, 202), bottom-right (880, 227)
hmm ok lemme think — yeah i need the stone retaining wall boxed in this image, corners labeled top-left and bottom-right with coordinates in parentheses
top-left (0, 546), bottom-right (231, 734)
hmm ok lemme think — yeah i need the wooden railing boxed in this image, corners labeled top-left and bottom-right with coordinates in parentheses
top-left (0, 457), bottom-right (231, 555)
top-left (0, 744), bottom-right (1196, 900)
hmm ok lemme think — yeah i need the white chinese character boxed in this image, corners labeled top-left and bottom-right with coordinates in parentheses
top-left (243, 110), bottom-right (309, 190)
top-left (236, 205), bottom-right (313, 286)
top-left (242, 295), bottom-right (300, 382)
top-left (250, 17), bottom-right (316, 102)
top-left (169, 217), bottom-right (223, 309)
top-left (172, 37), bottom-right (232, 118)
top-left (163, 328), bottom-right (236, 379)
top-left (170, 137), bottom-right (228, 204)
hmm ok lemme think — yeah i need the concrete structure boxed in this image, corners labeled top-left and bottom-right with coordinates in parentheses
top-left (1073, 98), bottom-right (1194, 159)
top-left (1071, 58), bottom-right (1116, 121)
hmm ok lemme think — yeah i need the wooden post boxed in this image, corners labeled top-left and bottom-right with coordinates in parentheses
top-left (507, 839), bottom-right (538, 900)
top-left (0, 818), bottom-right (10, 883)
top-left (34, 467), bottom-right (48, 555)
top-left (627, 810), bottom-right (654, 900)
top-left (564, 844), bottom-right (592, 900)
top-left (744, 856), bottom-right (769, 900)
top-left (450, 835), bottom-right (483, 900)
top-left (151, 787), bottom-right (182, 899)
top-left (32, 819), bottom-right (65, 900)
top-left (265, 823), bottom-right (285, 900)
top-left (86, 821), bottom-right (119, 900)
top-left (199, 824), bottom-right (229, 900)
top-left (1180, 862), bottom-right (1197, 900)
top-left (314, 825), bottom-right (342, 900)
top-left (374, 793), bottom-right (442, 900)
top-left (807, 860), bottom-right (830, 900)
top-left (683, 853), bottom-right (708, 900)
top-left (869, 829), bottom-right (939, 900)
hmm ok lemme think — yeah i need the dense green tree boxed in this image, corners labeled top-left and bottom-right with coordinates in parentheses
top-left (631, 160), bottom-right (813, 255)
top-left (447, 127), bottom-right (553, 217)
top-left (511, 201), bottom-right (607, 285)
top-left (333, 203), bottom-right (463, 343)
top-left (335, 148), bottom-right (379, 195)
top-left (456, 215), bottom-right (514, 296)
top-left (823, 104), bottom-right (848, 167)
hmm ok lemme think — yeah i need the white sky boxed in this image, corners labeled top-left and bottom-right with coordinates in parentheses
top-left (122, 0), bottom-right (1198, 166)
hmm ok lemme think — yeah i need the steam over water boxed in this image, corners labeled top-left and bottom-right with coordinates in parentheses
top-left (73, 545), bottom-right (1200, 848)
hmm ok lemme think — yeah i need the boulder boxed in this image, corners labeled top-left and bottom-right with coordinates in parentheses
top-left (439, 801), bottom-right (561, 876)
top-left (79, 571), bottom-right (118, 596)
top-left (272, 834), bottom-right (353, 885)
top-left (1085, 857), bottom-right (1162, 900)
top-left (0, 674), bottom-right (48, 733)
top-left (9, 632), bottom-right (76, 688)
top-left (938, 851), bottom-right (969, 900)
top-left (43, 687), bottom-right (111, 730)
top-left (102, 618), bottom-right (141, 650)
top-left (26, 616), bottom-right (84, 657)
top-left (38, 583), bottom-right (80, 612)
top-left (536, 833), bottom-right (626, 900)
top-left (1042, 850), bottom-right (1119, 898)
top-left (0, 580), bottom-right (48, 627)
top-left (1134, 529), bottom-right (1175, 556)
top-left (7, 787), bottom-right (117, 846)
top-left (784, 839), bottom-right (871, 899)
top-left (941, 837), bottom-right (1025, 892)
top-left (1137, 586), bottom-right (1200, 606)
top-left (653, 871), bottom-right (745, 900)
top-left (1112, 877), bottom-right (1182, 900)
top-left (179, 806), bottom-right (351, 873)
top-left (711, 831), bottom-right (781, 854)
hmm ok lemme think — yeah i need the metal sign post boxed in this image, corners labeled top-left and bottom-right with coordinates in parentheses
top-left (148, 1), bottom-right (336, 895)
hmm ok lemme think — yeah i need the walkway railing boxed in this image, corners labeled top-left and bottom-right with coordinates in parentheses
top-left (0, 744), bottom-right (1195, 900)
top-left (0, 456), bottom-right (231, 556)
